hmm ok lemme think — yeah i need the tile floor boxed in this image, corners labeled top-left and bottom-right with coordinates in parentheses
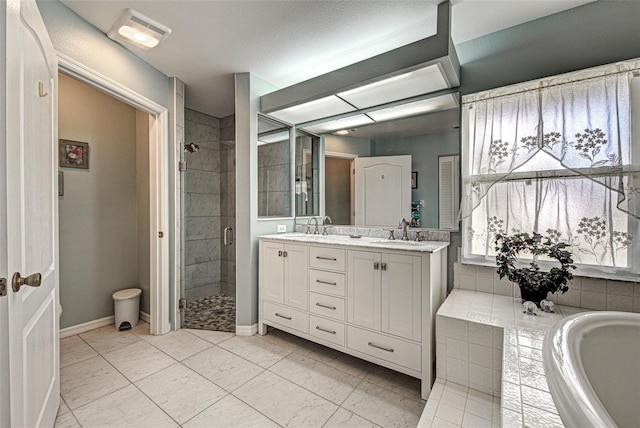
top-left (418, 379), bottom-right (501, 428)
top-left (56, 322), bottom-right (429, 428)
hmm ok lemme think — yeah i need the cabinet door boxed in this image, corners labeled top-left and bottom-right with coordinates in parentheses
top-left (261, 241), bottom-right (284, 303)
top-left (284, 244), bottom-right (308, 310)
top-left (348, 250), bottom-right (381, 330)
top-left (381, 253), bottom-right (422, 341)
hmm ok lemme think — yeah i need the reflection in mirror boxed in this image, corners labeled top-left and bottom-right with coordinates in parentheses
top-left (295, 130), bottom-right (320, 217)
top-left (319, 105), bottom-right (460, 229)
top-left (257, 114), bottom-right (292, 218)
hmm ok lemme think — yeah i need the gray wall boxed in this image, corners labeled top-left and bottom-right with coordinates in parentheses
top-left (184, 109), bottom-right (222, 300)
top-left (373, 131), bottom-right (459, 229)
top-left (324, 135), bottom-right (371, 157)
top-left (457, 1), bottom-right (640, 96)
top-left (236, 73), bottom-right (296, 328)
top-left (58, 73), bottom-right (144, 328)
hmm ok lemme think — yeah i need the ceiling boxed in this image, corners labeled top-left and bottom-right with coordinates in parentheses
top-left (60, 0), bottom-right (594, 120)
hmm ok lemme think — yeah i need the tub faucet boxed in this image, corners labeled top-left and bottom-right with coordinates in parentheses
top-left (399, 218), bottom-right (410, 241)
top-left (307, 217), bottom-right (319, 235)
top-left (322, 216), bottom-right (332, 235)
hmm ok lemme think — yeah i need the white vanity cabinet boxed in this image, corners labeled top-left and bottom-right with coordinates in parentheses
top-left (348, 250), bottom-right (422, 341)
top-left (258, 235), bottom-right (448, 400)
top-left (259, 241), bottom-right (309, 334)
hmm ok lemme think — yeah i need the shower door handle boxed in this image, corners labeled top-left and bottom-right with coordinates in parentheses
top-left (224, 227), bottom-right (234, 246)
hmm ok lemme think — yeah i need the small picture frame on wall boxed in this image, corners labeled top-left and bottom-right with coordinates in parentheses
top-left (59, 139), bottom-right (89, 169)
top-left (411, 171), bottom-right (418, 189)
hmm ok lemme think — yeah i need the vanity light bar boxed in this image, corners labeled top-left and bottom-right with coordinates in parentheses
top-left (267, 95), bottom-right (356, 125)
top-left (367, 93), bottom-right (457, 122)
top-left (303, 114), bottom-right (374, 134)
top-left (337, 64), bottom-right (450, 109)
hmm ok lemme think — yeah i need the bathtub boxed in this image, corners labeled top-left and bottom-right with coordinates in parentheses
top-left (543, 311), bottom-right (640, 428)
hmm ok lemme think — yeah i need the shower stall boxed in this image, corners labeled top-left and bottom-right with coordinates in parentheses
top-left (181, 109), bottom-right (236, 332)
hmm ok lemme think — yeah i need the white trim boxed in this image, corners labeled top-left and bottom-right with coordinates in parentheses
top-left (140, 311), bottom-right (151, 323)
top-left (57, 52), bottom-right (171, 336)
top-left (59, 316), bottom-right (115, 338)
top-left (235, 324), bottom-right (258, 336)
top-left (325, 151), bottom-right (358, 160)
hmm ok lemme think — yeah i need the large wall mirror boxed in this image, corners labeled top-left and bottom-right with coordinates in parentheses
top-left (311, 100), bottom-right (460, 230)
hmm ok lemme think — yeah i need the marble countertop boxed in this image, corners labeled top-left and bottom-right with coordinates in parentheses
top-left (259, 232), bottom-right (449, 253)
top-left (430, 289), bottom-right (589, 427)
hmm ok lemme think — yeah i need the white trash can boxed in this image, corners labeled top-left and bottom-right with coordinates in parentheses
top-left (112, 288), bottom-right (142, 331)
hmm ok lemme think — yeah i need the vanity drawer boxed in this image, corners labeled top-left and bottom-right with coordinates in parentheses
top-left (263, 301), bottom-right (309, 334)
top-left (309, 246), bottom-right (346, 272)
top-left (309, 292), bottom-right (345, 321)
top-left (347, 326), bottom-right (421, 371)
top-left (309, 269), bottom-right (345, 297)
top-left (309, 315), bottom-right (345, 347)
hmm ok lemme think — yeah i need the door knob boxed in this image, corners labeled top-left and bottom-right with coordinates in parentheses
top-left (12, 272), bottom-right (42, 292)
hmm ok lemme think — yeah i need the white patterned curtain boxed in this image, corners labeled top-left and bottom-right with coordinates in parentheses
top-left (461, 60), bottom-right (640, 279)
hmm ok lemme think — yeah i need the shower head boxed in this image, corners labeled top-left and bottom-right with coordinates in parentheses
top-left (184, 142), bottom-right (199, 153)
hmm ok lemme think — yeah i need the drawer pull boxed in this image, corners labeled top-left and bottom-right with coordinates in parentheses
top-left (275, 313), bottom-right (292, 320)
top-left (315, 302), bottom-right (337, 310)
top-left (315, 279), bottom-right (337, 286)
top-left (316, 256), bottom-right (337, 261)
top-left (368, 342), bottom-right (394, 353)
top-left (315, 325), bottom-right (337, 335)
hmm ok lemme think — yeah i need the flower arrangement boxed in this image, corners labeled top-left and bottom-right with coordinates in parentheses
top-left (495, 232), bottom-right (576, 303)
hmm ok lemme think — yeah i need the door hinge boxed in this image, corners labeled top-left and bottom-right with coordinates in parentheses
top-left (158, 231), bottom-right (164, 238)
top-left (179, 298), bottom-right (187, 310)
top-left (0, 278), bottom-right (6, 297)
top-left (179, 161), bottom-right (187, 171)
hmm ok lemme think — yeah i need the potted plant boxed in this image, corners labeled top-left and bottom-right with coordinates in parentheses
top-left (495, 232), bottom-right (576, 305)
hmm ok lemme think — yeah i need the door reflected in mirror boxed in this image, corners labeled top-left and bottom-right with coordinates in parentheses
top-left (319, 106), bottom-right (460, 229)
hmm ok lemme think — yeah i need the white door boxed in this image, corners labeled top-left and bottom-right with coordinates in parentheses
top-left (347, 250), bottom-right (381, 330)
top-left (1, 1), bottom-right (59, 427)
top-left (260, 241), bottom-right (284, 303)
top-left (283, 244), bottom-right (308, 311)
top-left (381, 253), bottom-right (422, 341)
top-left (354, 155), bottom-right (411, 226)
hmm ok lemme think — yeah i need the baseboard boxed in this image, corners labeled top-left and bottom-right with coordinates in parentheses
top-left (235, 323), bottom-right (258, 336)
top-left (60, 316), bottom-right (115, 338)
top-left (140, 311), bottom-right (150, 323)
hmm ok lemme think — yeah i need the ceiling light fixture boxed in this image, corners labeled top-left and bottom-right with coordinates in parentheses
top-left (107, 9), bottom-right (171, 50)
top-left (333, 130), bottom-right (350, 136)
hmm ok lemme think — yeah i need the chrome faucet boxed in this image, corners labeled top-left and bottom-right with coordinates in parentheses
top-left (399, 218), bottom-right (410, 241)
top-left (306, 217), bottom-right (319, 235)
top-left (322, 215), bottom-right (332, 235)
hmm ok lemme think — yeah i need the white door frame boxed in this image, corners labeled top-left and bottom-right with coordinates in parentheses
top-left (324, 151), bottom-right (357, 224)
top-left (57, 53), bottom-right (171, 335)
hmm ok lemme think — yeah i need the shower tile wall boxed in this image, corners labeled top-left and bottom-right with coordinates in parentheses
top-left (220, 114), bottom-right (236, 297)
top-left (184, 109), bottom-right (221, 300)
top-left (258, 141), bottom-right (291, 217)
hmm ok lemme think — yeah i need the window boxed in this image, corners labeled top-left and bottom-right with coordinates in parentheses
top-left (461, 60), bottom-right (640, 281)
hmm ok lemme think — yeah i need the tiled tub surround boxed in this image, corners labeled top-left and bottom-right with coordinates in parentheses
top-left (453, 262), bottom-right (640, 312)
top-left (423, 289), bottom-right (589, 428)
